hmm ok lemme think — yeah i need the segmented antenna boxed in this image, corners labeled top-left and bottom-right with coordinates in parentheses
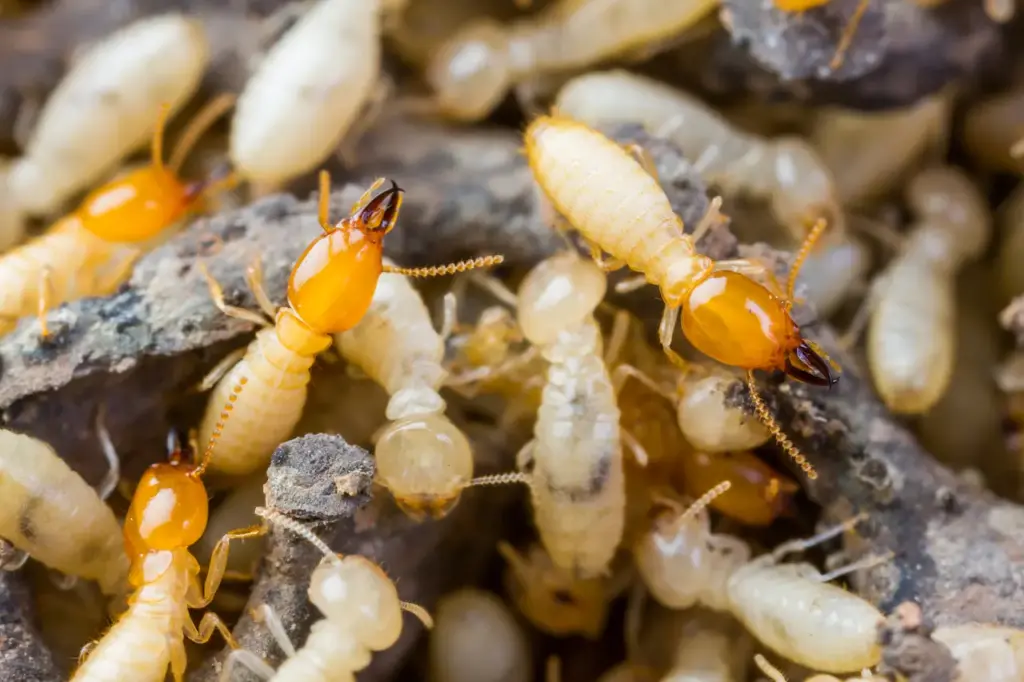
top-left (465, 472), bottom-right (532, 488)
top-left (786, 216), bottom-right (828, 309)
top-left (746, 371), bottom-right (818, 480)
top-left (678, 480), bottom-right (731, 524)
top-left (254, 506), bottom-right (342, 566)
top-left (386, 255), bottom-right (505, 278)
top-left (192, 376), bottom-right (248, 478)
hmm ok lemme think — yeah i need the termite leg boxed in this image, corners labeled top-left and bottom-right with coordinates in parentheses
top-left (613, 275), bottom-right (649, 295)
top-left (185, 610), bottom-right (241, 648)
top-left (439, 292), bottom-right (457, 342)
top-left (610, 364), bottom-right (675, 402)
top-left (95, 252), bottom-right (142, 294)
top-left (817, 550), bottom-right (894, 583)
top-left (36, 264), bottom-right (53, 338)
top-left (170, 640), bottom-right (187, 682)
top-left (196, 347), bottom-right (247, 393)
top-left (603, 308), bottom-right (631, 366)
top-left (828, 0), bottom-right (871, 71)
top-left (621, 427), bottom-right (650, 467)
top-left (713, 258), bottom-right (786, 299)
top-left (219, 649), bottom-right (275, 682)
top-left (93, 405), bottom-right (121, 501)
top-left (515, 439), bottom-right (536, 471)
top-left (657, 305), bottom-right (689, 371)
top-left (755, 512), bottom-right (869, 568)
top-left (253, 603), bottom-right (297, 656)
top-left (245, 256), bottom-right (277, 318)
top-left (466, 271), bottom-right (519, 308)
top-left (689, 195), bottom-right (725, 245)
top-left (189, 525), bottom-right (267, 608)
top-left (753, 654), bottom-right (787, 682)
top-left (621, 143), bottom-right (660, 181)
top-left (583, 237), bottom-right (626, 272)
top-left (197, 261), bottom-right (273, 327)
top-left (537, 194), bottom-right (578, 251)
top-left (401, 600), bottom-right (435, 628)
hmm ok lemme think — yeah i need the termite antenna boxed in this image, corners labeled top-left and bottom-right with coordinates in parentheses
top-left (383, 255), bottom-right (506, 278)
top-left (400, 601), bottom-right (435, 629)
top-left (677, 480), bottom-right (731, 524)
top-left (753, 654), bottom-right (787, 682)
top-left (191, 376), bottom-right (248, 478)
top-left (829, 0), bottom-right (870, 71)
top-left (746, 371), bottom-right (818, 480)
top-left (254, 506), bottom-right (343, 567)
top-left (786, 216), bottom-right (828, 309)
top-left (463, 471), bottom-right (532, 489)
top-left (818, 550), bottom-right (894, 583)
top-left (168, 93), bottom-right (237, 175)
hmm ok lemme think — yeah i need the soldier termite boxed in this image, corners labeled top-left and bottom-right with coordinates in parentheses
top-left (634, 484), bottom-right (886, 673)
top-left (0, 429), bottom-right (127, 597)
top-left (197, 170), bottom-right (501, 478)
top-left (220, 507), bottom-right (432, 681)
top-left (230, 0), bottom-right (390, 193)
top-left (0, 93), bottom-right (235, 338)
top-left (423, 0), bottom-right (719, 122)
top-left (428, 588), bottom-right (532, 682)
top-left (862, 167), bottom-right (990, 414)
top-left (70, 387), bottom-right (263, 682)
top-left (524, 114), bottom-right (836, 480)
top-left (9, 14), bottom-right (209, 217)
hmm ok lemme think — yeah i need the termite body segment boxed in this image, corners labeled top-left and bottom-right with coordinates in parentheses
top-left (867, 166), bottom-right (990, 414)
top-left (0, 430), bottom-right (127, 596)
top-left (426, 0), bottom-right (719, 121)
top-left (336, 259), bottom-right (475, 519)
top-left (230, 0), bottom-right (383, 190)
top-left (9, 14), bottom-right (209, 216)
top-left (554, 70), bottom-right (842, 239)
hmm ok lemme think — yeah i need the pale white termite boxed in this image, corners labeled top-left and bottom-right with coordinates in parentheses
top-left (428, 588), bottom-right (532, 682)
top-left (0, 429), bottom-right (127, 597)
top-left (335, 261), bottom-right (475, 520)
top-left (230, 0), bottom-right (383, 192)
top-left (222, 507), bottom-right (433, 682)
top-left (634, 484), bottom-right (885, 674)
top-left (931, 624), bottom-right (1024, 682)
top-left (8, 14), bottom-right (209, 217)
top-left (424, 0), bottom-right (719, 121)
top-left (554, 70), bottom-right (842, 240)
top-left (866, 166), bottom-right (991, 414)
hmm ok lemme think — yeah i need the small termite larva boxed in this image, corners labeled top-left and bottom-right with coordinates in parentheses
top-left (424, 0), bottom-right (719, 121)
top-left (428, 588), bottom-right (532, 682)
top-left (931, 623), bottom-right (1024, 682)
top-left (754, 653), bottom-right (888, 682)
top-left (554, 70), bottom-right (842, 240)
top-left (0, 93), bottom-right (234, 337)
top-left (8, 14), bottom-right (209, 217)
top-left (0, 429), bottom-right (127, 597)
top-left (336, 260), bottom-right (486, 520)
top-left (230, 0), bottom-right (386, 192)
top-left (866, 166), bottom-right (990, 414)
top-left (524, 115), bottom-right (835, 480)
top-left (71, 383), bottom-right (263, 682)
top-left (634, 484), bottom-right (885, 673)
top-left (198, 171), bottom-right (501, 477)
top-left (221, 507), bottom-right (433, 682)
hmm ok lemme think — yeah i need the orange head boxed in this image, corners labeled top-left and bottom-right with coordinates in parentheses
top-left (680, 271), bottom-right (835, 387)
top-left (287, 178), bottom-right (404, 334)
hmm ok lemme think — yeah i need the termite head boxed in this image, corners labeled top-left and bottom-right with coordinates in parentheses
top-left (309, 555), bottom-right (403, 650)
top-left (784, 340), bottom-right (836, 387)
top-left (348, 180), bottom-right (404, 243)
top-left (375, 414), bottom-right (474, 520)
top-left (516, 252), bottom-right (606, 347)
top-left (426, 19), bottom-right (511, 122)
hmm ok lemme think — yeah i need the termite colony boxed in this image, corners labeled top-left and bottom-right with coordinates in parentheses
top-left (0, 1), bottom-right (1023, 681)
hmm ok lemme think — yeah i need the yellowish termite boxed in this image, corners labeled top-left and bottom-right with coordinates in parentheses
top-left (9, 14), bottom-right (209, 217)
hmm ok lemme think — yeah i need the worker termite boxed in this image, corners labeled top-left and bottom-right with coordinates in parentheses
top-left (423, 0), bottom-right (719, 122)
top-left (197, 170), bottom-right (501, 478)
top-left (0, 93), bottom-right (235, 337)
top-left (553, 70), bottom-right (842, 240)
top-left (9, 14), bottom-right (209, 217)
top-left (634, 483), bottom-right (886, 673)
top-left (428, 588), bottom-right (532, 682)
top-left (0, 429), bottom-right (127, 597)
top-left (862, 166), bottom-right (990, 414)
top-left (221, 506), bottom-right (433, 681)
top-left (230, 0), bottom-right (388, 192)
top-left (754, 654), bottom-right (887, 682)
top-left (525, 115), bottom-right (835, 480)
top-left (70, 386), bottom-right (263, 682)
top-left (336, 260), bottom-right (487, 520)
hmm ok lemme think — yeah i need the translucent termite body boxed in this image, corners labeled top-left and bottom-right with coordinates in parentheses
top-left (223, 508), bottom-right (432, 682)
top-left (199, 171), bottom-right (499, 477)
top-left (71, 389), bottom-right (262, 682)
top-left (428, 588), bottom-right (532, 682)
top-left (9, 14), bottom-right (209, 217)
top-left (336, 260), bottom-right (481, 519)
top-left (230, 0), bottom-right (384, 191)
top-left (554, 70), bottom-right (842, 238)
top-left (634, 486), bottom-right (884, 673)
top-left (867, 166), bottom-right (990, 414)
top-left (425, 0), bottom-right (719, 121)
top-left (0, 430), bottom-right (127, 596)
top-left (0, 94), bottom-right (234, 337)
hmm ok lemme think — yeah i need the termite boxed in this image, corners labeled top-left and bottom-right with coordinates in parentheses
top-left (9, 14), bottom-right (209, 217)
top-left (634, 483), bottom-right (885, 673)
top-left (553, 70), bottom-right (843, 241)
top-left (428, 588), bottom-right (532, 682)
top-left (336, 261), bottom-right (496, 520)
top-left (0, 93), bottom-right (235, 337)
top-left (0, 428), bottom-right (127, 597)
top-left (221, 506), bottom-right (433, 681)
top-left (931, 624), bottom-right (1024, 682)
top-left (197, 170), bottom-right (501, 478)
top-left (754, 654), bottom-right (887, 682)
top-left (70, 387), bottom-right (264, 682)
top-left (525, 115), bottom-right (836, 480)
top-left (423, 0), bottom-right (719, 122)
top-left (863, 166), bottom-right (990, 414)
top-left (230, 0), bottom-right (388, 193)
